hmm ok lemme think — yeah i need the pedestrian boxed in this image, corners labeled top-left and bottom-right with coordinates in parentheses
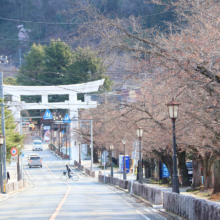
top-left (7, 171), bottom-right (10, 183)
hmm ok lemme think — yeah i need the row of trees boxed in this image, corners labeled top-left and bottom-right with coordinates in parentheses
top-left (70, 0), bottom-right (220, 193)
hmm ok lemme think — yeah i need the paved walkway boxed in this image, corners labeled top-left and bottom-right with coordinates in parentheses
top-left (80, 154), bottom-right (220, 206)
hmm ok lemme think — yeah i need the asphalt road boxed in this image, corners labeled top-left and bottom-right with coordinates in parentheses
top-left (0, 145), bottom-right (173, 220)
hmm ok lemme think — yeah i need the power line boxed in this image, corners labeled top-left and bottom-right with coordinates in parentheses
top-left (0, 17), bottom-right (81, 25)
top-left (0, 38), bottom-right (74, 43)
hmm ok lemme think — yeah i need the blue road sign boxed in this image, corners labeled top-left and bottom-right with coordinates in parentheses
top-left (62, 130), bottom-right (65, 133)
top-left (44, 109), bottom-right (53, 120)
top-left (63, 114), bottom-right (71, 123)
top-left (20, 153), bottom-right (25, 158)
top-left (162, 163), bottom-right (170, 178)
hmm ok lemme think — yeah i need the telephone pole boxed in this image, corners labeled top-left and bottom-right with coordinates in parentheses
top-left (0, 72), bottom-right (6, 193)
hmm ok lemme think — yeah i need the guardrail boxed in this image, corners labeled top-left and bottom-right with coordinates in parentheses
top-left (74, 160), bottom-right (84, 171)
top-left (98, 174), bottom-right (162, 205)
top-left (1, 180), bottom-right (27, 193)
top-left (163, 191), bottom-right (220, 220)
top-left (84, 167), bottom-right (96, 177)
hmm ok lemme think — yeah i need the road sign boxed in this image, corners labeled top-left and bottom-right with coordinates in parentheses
top-left (11, 147), bottom-right (18, 156)
top-left (63, 114), bottom-right (71, 123)
top-left (102, 150), bottom-right (109, 163)
top-left (11, 156), bottom-right (18, 163)
top-left (29, 124), bottom-right (34, 128)
top-left (20, 152), bottom-right (25, 158)
top-left (44, 109), bottom-right (53, 120)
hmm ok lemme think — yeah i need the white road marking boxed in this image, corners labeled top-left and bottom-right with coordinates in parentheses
top-left (122, 200), bottom-right (133, 208)
top-left (136, 210), bottom-right (151, 220)
top-left (144, 209), bottom-right (151, 212)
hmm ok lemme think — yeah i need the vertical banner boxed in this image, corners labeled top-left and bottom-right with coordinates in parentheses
top-left (44, 126), bottom-right (50, 142)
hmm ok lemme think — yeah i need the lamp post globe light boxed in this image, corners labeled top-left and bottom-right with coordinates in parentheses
top-left (0, 135), bottom-right (4, 193)
top-left (166, 98), bottom-right (180, 194)
top-left (110, 145), bottom-right (114, 177)
top-left (122, 139), bottom-right (126, 180)
top-left (137, 127), bottom-right (143, 184)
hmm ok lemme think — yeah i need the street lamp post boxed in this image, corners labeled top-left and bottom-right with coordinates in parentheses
top-left (110, 145), bottom-right (114, 177)
top-left (166, 98), bottom-right (180, 194)
top-left (122, 139), bottom-right (126, 180)
top-left (137, 127), bottom-right (143, 184)
top-left (0, 135), bottom-right (4, 193)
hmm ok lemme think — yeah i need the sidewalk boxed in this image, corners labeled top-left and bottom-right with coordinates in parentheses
top-left (80, 155), bottom-right (220, 206)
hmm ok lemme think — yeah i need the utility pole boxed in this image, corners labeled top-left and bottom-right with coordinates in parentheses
top-left (18, 48), bottom-right (22, 67)
top-left (0, 72), bottom-right (6, 193)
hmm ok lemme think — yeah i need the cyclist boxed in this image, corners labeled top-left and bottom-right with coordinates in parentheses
top-left (66, 164), bottom-right (71, 178)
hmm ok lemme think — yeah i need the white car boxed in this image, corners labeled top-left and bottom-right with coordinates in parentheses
top-left (32, 140), bottom-right (43, 151)
top-left (28, 153), bottom-right (39, 159)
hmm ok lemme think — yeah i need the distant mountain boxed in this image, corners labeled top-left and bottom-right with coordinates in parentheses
top-left (0, 0), bottom-right (174, 63)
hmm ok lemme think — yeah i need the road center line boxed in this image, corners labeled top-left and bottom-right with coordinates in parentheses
top-left (46, 164), bottom-right (71, 220)
top-left (45, 164), bottom-right (57, 178)
top-left (49, 184), bottom-right (71, 220)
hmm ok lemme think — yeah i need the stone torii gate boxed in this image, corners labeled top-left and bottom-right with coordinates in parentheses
top-left (3, 79), bottom-right (105, 162)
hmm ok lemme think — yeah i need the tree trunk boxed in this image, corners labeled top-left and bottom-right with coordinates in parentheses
top-left (150, 159), bottom-right (155, 177)
top-left (178, 150), bottom-right (190, 186)
top-left (203, 153), bottom-right (213, 189)
top-left (192, 157), bottom-right (202, 188)
top-left (143, 159), bottom-right (151, 178)
top-left (93, 147), bottom-right (99, 163)
top-left (213, 160), bottom-right (220, 194)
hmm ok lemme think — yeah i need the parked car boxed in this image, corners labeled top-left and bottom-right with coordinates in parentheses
top-left (186, 161), bottom-right (193, 183)
top-left (32, 140), bottom-right (43, 151)
top-left (28, 156), bottom-right (43, 168)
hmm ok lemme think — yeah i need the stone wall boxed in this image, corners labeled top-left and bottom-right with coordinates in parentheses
top-left (98, 174), bottom-right (162, 205)
top-left (163, 192), bottom-right (220, 220)
top-left (74, 160), bottom-right (84, 171)
top-left (85, 167), bottom-right (96, 177)
top-left (5, 179), bottom-right (27, 193)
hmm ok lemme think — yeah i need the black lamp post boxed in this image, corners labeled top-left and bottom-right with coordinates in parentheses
top-left (0, 135), bottom-right (4, 193)
top-left (110, 145), bottom-right (114, 177)
top-left (137, 127), bottom-right (143, 184)
top-left (122, 139), bottom-right (126, 180)
top-left (166, 98), bottom-right (180, 194)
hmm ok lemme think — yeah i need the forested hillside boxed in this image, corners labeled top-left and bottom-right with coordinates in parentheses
top-left (0, 0), bottom-right (174, 63)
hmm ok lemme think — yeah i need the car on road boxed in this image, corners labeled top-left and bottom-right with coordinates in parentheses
top-left (32, 140), bottom-right (43, 151)
top-left (28, 153), bottom-right (39, 159)
top-left (28, 156), bottom-right (43, 168)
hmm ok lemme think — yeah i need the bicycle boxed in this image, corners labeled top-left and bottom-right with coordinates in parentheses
top-left (60, 171), bottom-right (79, 182)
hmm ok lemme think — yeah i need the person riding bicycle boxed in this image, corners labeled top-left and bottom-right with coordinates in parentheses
top-left (66, 164), bottom-right (71, 178)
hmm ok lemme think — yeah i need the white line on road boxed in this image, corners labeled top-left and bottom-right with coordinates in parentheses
top-left (136, 210), bottom-right (151, 220)
top-left (122, 200), bottom-right (133, 208)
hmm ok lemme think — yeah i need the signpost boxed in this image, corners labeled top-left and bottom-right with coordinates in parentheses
top-left (11, 156), bottom-right (18, 163)
top-left (130, 142), bottom-right (138, 194)
top-left (10, 147), bottom-right (18, 156)
top-left (44, 109), bottom-right (53, 120)
top-left (20, 152), bottom-right (24, 180)
top-left (63, 114), bottom-right (71, 123)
